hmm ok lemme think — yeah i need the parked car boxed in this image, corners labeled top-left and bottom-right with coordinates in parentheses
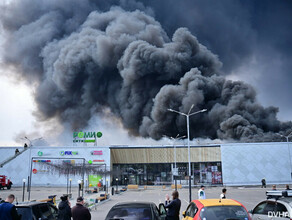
top-left (250, 190), bottom-right (292, 220)
top-left (105, 202), bottom-right (167, 220)
top-left (182, 199), bottom-right (251, 220)
top-left (16, 202), bottom-right (58, 220)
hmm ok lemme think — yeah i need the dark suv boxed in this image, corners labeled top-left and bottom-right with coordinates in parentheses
top-left (105, 202), bottom-right (167, 220)
top-left (16, 202), bottom-right (58, 220)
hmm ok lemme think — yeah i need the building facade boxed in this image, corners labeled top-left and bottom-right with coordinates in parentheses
top-left (0, 142), bottom-right (291, 186)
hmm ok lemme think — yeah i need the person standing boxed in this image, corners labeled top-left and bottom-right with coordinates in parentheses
top-left (286, 184), bottom-right (290, 190)
top-left (198, 185), bottom-right (206, 199)
top-left (71, 196), bottom-right (91, 220)
top-left (220, 188), bottom-right (227, 199)
top-left (272, 185), bottom-right (277, 190)
top-left (58, 195), bottom-right (71, 220)
top-left (0, 194), bottom-right (20, 220)
top-left (261, 178), bottom-right (266, 188)
top-left (165, 191), bottom-right (181, 220)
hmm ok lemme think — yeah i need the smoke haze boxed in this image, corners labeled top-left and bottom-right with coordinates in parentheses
top-left (1, 0), bottom-right (291, 142)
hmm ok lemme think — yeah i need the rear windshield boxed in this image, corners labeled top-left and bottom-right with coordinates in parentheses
top-left (16, 207), bottom-right (33, 220)
top-left (105, 207), bottom-right (152, 220)
top-left (200, 205), bottom-right (249, 220)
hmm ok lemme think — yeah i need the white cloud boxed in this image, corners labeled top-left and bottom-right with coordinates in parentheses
top-left (0, 72), bottom-right (36, 146)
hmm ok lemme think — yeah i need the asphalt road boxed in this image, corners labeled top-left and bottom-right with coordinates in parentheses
top-left (0, 185), bottom-right (283, 219)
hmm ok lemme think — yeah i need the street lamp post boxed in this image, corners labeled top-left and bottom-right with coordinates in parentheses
top-left (168, 105), bottom-right (207, 202)
top-left (106, 179), bottom-right (109, 194)
top-left (279, 132), bottom-right (292, 142)
top-left (69, 179), bottom-right (72, 198)
top-left (85, 178), bottom-right (88, 193)
top-left (78, 179), bottom-right (81, 197)
top-left (22, 179), bottom-right (26, 202)
top-left (165, 134), bottom-right (186, 191)
top-left (116, 178), bottom-right (118, 193)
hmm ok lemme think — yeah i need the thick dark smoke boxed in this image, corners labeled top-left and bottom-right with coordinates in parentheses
top-left (0, 0), bottom-right (291, 142)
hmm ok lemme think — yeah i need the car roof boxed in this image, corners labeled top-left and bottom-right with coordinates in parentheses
top-left (16, 202), bottom-right (50, 207)
top-left (112, 202), bottom-right (155, 208)
top-left (267, 197), bottom-right (292, 207)
top-left (194, 199), bottom-right (241, 207)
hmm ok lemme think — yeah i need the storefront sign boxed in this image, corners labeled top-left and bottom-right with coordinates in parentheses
top-left (88, 159), bottom-right (105, 164)
top-left (33, 160), bottom-right (51, 163)
top-left (73, 131), bottom-right (102, 143)
top-left (60, 151), bottom-right (78, 156)
top-left (91, 150), bottom-right (103, 155)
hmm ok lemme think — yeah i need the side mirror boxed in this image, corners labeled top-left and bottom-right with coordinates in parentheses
top-left (182, 211), bottom-right (186, 217)
top-left (159, 203), bottom-right (167, 216)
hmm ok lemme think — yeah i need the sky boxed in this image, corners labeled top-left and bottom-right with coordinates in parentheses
top-left (0, 0), bottom-right (291, 146)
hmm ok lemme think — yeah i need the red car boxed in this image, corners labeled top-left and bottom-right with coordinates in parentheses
top-left (182, 199), bottom-right (251, 220)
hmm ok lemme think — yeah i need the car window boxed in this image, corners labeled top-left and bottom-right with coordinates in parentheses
top-left (185, 204), bottom-right (192, 216)
top-left (275, 203), bottom-right (289, 218)
top-left (39, 204), bottom-right (53, 219)
top-left (264, 203), bottom-right (275, 214)
top-left (16, 207), bottom-right (34, 220)
top-left (276, 203), bottom-right (288, 212)
top-left (253, 202), bottom-right (267, 214)
top-left (186, 203), bottom-right (198, 218)
top-left (200, 205), bottom-right (249, 220)
top-left (32, 205), bottom-right (42, 219)
top-left (152, 205), bottom-right (160, 219)
top-left (48, 203), bottom-right (58, 219)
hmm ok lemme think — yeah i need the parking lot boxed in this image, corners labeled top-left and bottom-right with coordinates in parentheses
top-left (0, 185), bottom-right (283, 219)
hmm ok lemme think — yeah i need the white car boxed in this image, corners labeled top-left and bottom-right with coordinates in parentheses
top-left (250, 190), bottom-right (292, 220)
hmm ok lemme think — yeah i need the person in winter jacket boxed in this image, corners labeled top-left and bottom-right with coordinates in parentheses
top-left (58, 195), bottom-right (72, 220)
top-left (165, 191), bottom-right (181, 220)
top-left (72, 196), bottom-right (91, 220)
top-left (0, 194), bottom-right (20, 220)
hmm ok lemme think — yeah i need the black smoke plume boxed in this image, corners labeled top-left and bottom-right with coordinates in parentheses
top-left (0, 0), bottom-right (291, 142)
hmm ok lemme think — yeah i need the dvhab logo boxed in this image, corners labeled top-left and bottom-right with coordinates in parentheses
top-left (268, 211), bottom-right (290, 218)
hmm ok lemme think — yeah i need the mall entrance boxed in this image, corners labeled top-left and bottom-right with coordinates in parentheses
top-left (112, 162), bottom-right (222, 185)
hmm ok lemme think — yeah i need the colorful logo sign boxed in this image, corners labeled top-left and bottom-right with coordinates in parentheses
top-left (33, 160), bottom-right (51, 163)
top-left (32, 169), bottom-right (37, 174)
top-left (38, 151), bottom-right (43, 156)
top-left (60, 151), bottom-right (78, 156)
top-left (91, 150), bottom-right (103, 155)
top-left (88, 159), bottom-right (105, 164)
top-left (73, 131), bottom-right (102, 143)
